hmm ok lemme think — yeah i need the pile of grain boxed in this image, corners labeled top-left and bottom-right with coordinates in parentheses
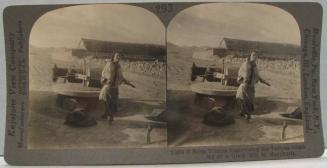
top-left (91, 59), bottom-right (166, 78)
top-left (121, 61), bottom-right (166, 78)
top-left (210, 56), bottom-right (300, 77)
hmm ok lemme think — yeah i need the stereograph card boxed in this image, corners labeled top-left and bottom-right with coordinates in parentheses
top-left (3, 0), bottom-right (325, 165)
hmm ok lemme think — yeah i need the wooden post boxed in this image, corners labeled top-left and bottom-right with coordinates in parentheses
top-left (146, 124), bottom-right (153, 144)
top-left (82, 58), bottom-right (86, 86)
top-left (281, 120), bottom-right (288, 141)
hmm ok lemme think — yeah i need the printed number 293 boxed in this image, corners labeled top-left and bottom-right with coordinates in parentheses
top-left (155, 4), bottom-right (173, 14)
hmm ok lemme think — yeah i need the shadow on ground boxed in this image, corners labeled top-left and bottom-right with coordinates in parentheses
top-left (28, 90), bottom-right (166, 149)
top-left (167, 89), bottom-right (303, 147)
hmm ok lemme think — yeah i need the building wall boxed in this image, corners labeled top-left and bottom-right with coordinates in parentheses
top-left (72, 50), bottom-right (166, 61)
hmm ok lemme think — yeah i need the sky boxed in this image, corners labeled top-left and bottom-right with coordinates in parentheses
top-left (167, 3), bottom-right (301, 47)
top-left (30, 4), bottom-right (165, 48)
top-left (30, 3), bottom-right (301, 49)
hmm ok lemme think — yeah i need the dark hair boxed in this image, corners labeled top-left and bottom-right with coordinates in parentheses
top-left (246, 53), bottom-right (252, 61)
top-left (244, 51), bottom-right (254, 61)
top-left (111, 52), bottom-right (122, 62)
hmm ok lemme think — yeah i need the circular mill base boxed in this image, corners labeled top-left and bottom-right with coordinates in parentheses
top-left (190, 82), bottom-right (238, 97)
top-left (52, 83), bottom-right (100, 98)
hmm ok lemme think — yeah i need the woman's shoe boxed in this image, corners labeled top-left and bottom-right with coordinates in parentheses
top-left (101, 114), bottom-right (107, 119)
top-left (246, 114), bottom-right (251, 123)
top-left (107, 116), bottom-right (114, 124)
top-left (239, 113), bottom-right (245, 117)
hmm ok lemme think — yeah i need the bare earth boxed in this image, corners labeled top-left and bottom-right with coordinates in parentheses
top-left (28, 45), bottom-right (304, 149)
top-left (28, 47), bottom-right (166, 149)
top-left (167, 44), bottom-right (304, 147)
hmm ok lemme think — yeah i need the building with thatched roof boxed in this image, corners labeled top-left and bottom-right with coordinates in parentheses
top-left (193, 37), bottom-right (301, 61)
top-left (72, 38), bottom-right (166, 61)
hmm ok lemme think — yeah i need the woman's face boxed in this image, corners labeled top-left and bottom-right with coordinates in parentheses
top-left (250, 52), bottom-right (257, 62)
top-left (113, 53), bottom-right (121, 62)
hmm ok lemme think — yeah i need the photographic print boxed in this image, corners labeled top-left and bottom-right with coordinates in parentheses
top-left (167, 3), bottom-right (303, 147)
top-left (28, 4), bottom-right (167, 149)
top-left (3, 1), bottom-right (324, 165)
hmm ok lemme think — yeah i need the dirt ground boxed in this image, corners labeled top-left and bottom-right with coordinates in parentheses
top-left (167, 43), bottom-right (304, 147)
top-left (28, 45), bottom-right (304, 149)
top-left (28, 47), bottom-right (166, 149)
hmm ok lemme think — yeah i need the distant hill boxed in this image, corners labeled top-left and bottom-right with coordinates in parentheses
top-left (30, 45), bottom-right (80, 63)
top-left (29, 46), bottom-right (81, 91)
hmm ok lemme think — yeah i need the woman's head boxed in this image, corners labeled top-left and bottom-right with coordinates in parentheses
top-left (247, 51), bottom-right (257, 62)
top-left (250, 51), bottom-right (257, 61)
top-left (112, 52), bottom-right (121, 63)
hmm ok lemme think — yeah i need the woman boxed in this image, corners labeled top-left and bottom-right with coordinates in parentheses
top-left (236, 52), bottom-right (270, 122)
top-left (99, 52), bottom-right (135, 123)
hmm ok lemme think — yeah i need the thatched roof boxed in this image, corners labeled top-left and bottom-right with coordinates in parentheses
top-left (81, 38), bottom-right (165, 56)
top-left (219, 38), bottom-right (300, 55)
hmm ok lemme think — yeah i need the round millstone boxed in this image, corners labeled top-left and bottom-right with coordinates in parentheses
top-left (52, 83), bottom-right (100, 98)
top-left (190, 82), bottom-right (238, 97)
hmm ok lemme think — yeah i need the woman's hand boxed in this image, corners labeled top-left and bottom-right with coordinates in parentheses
top-left (126, 82), bottom-right (136, 88)
top-left (261, 80), bottom-right (271, 86)
top-left (237, 76), bottom-right (244, 84)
